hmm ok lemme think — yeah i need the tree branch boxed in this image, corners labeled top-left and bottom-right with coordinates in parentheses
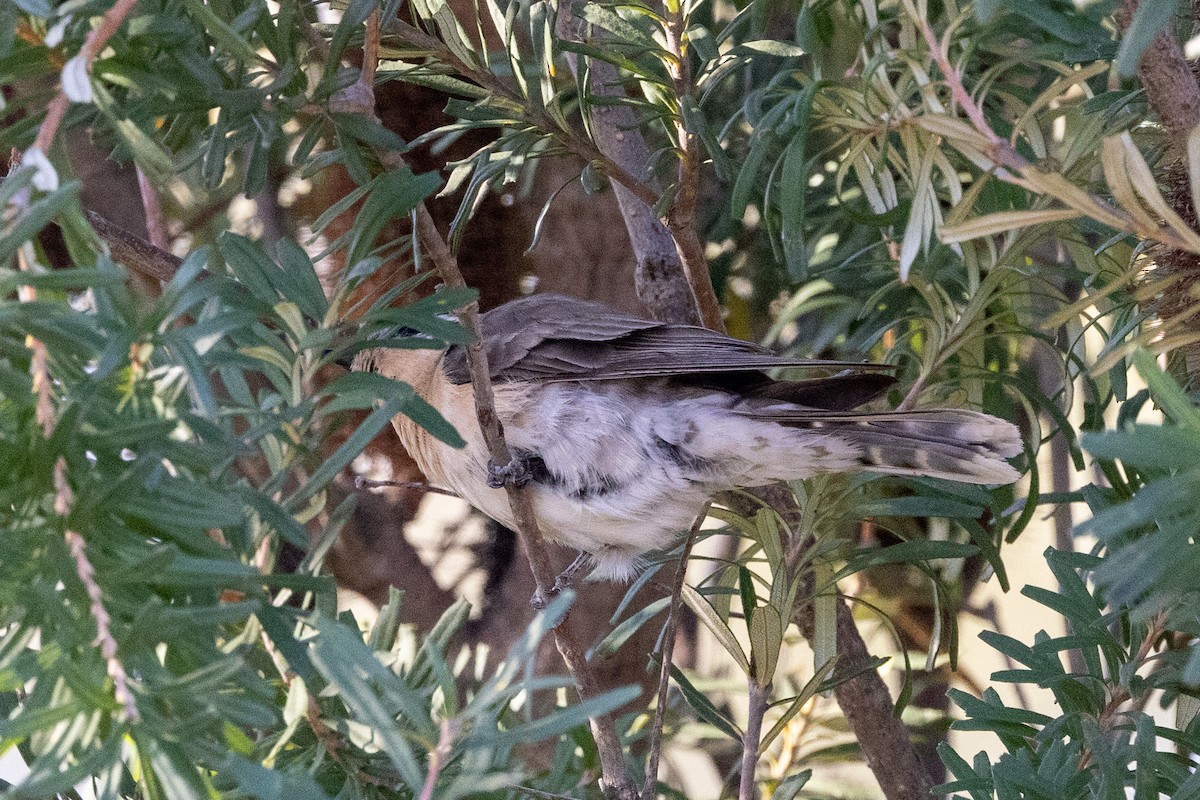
top-left (554, 3), bottom-right (722, 330)
top-left (31, 0), bottom-right (141, 154)
top-left (642, 506), bottom-right (708, 800)
top-left (351, 14), bottom-right (639, 798)
top-left (1112, 0), bottom-right (1200, 378)
top-left (738, 679), bottom-right (769, 800)
top-left (85, 211), bottom-right (182, 283)
top-left (550, 5), bottom-right (938, 792)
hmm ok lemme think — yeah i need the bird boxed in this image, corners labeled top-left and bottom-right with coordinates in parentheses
top-left (355, 293), bottom-right (1022, 583)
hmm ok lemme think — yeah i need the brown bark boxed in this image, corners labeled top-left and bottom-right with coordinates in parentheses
top-left (550, 6), bottom-right (937, 794)
top-left (1116, 0), bottom-right (1200, 156)
top-left (793, 600), bottom-right (936, 799)
top-left (1115, 0), bottom-right (1200, 380)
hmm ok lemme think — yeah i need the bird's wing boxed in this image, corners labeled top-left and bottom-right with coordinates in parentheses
top-left (443, 293), bottom-right (895, 386)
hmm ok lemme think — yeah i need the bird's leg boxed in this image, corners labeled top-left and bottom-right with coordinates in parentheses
top-left (529, 551), bottom-right (593, 608)
top-left (486, 452), bottom-right (534, 488)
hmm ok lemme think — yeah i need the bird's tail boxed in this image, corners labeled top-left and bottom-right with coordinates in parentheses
top-left (832, 410), bottom-right (1022, 484)
top-left (740, 406), bottom-right (1023, 485)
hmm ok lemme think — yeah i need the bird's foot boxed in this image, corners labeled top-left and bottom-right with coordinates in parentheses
top-left (553, 551), bottom-right (592, 593)
top-left (528, 552), bottom-right (593, 608)
top-left (487, 455), bottom-right (533, 489)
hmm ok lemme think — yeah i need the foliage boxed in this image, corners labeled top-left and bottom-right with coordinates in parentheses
top-left (939, 354), bottom-right (1200, 798)
top-left (4, 0), bottom-right (1200, 796)
top-left (0, 157), bottom-right (648, 796)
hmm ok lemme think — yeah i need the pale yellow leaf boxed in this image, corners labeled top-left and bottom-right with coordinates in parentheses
top-left (940, 208), bottom-right (1082, 243)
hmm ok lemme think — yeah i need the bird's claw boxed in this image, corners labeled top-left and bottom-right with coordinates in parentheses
top-left (487, 456), bottom-right (532, 489)
top-left (553, 551), bottom-right (592, 593)
top-left (527, 552), bottom-right (592, 608)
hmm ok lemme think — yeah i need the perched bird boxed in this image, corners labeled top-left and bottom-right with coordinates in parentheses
top-left (356, 293), bottom-right (1022, 582)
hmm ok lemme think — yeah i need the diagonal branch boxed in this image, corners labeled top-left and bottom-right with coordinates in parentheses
top-left (85, 211), bottom-right (182, 282)
top-left (32, 0), bottom-right (141, 154)
top-left (346, 13), bottom-right (640, 799)
top-left (642, 505), bottom-right (708, 799)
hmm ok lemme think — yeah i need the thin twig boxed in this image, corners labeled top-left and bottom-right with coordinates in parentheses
top-left (895, 369), bottom-right (930, 411)
top-left (261, 624), bottom-right (394, 788)
top-left (738, 679), bottom-right (768, 800)
top-left (910, 16), bottom-right (1025, 172)
top-left (411, 195), bottom-right (638, 800)
top-left (1077, 613), bottom-right (1166, 771)
top-left (361, 10), bottom-right (380, 87)
top-left (910, 12), bottom-right (1199, 255)
top-left (409, 204), bottom-right (560, 588)
top-left (64, 526), bottom-right (140, 722)
top-left (660, 4), bottom-right (724, 332)
top-left (642, 505), bottom-right (708, 800)
top-left (554, 4), bottom-right (716, 329)
top-left (418, 719), bottom-right (457, 800)
top-left (13, 174), bottom-right (140, 724)
top-left (15, 247), bottom-right (54, 436)
top-left (380, 17), bottom-right (662, 212)
top-left (306, 695), bottom-right (394, 787)
top-left (32, 0), bottom-right (141, 154)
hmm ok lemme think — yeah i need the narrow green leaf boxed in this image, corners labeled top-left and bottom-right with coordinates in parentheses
top-left (681, 583), bottom-right (750, 673)
top-left (1132, 350), bottom-right (1200, 430)
top-left (592, 596), bottom-right (670, 658)
top-left (308, 616), bottom-right (427, 790)
top-left (811, 559), bottom-right (836, 674)
top-left (134, 734), bottom-right (221, 800)
top-left (773, 769), bottom-right (812, 800)
top-left (0, 181), bottom-right (81, 266)
top-left (288, 394), bottom-right (408, 506)
top-left (759, 658), bottom-right (837, 753)
top-left (748, 603), bottom-right (783, 684)
top-left (493, 685), bottom-right (642, 745)
top-left (669, 665), bottom-right (743, 741)
top-left (221, 754), bottom-right (332, 800)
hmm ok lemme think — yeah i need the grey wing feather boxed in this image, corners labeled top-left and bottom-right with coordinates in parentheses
top-left (443, 293), bottom-right (895, 384)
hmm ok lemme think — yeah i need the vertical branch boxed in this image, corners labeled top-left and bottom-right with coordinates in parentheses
top-left (642, 506), bottom-right (708, 800)
top-left (1114, 0), bottom-right (1200, 156)
top-left (554, 4), bottom-right (723, 330)
top-left (1113, 0), bottom-right (1200, 379)
top-left (418, 719), bottom-right (457, 800)
top-left (349, 14), bottom-right (638, 798)
top-left (659, 1), bottom-right (721, 331)
top-left (738, 680), bottom-right (768, 800)
top-left (792, 599), bottom-right (934, 799)
top-left (556, 5), bottom-right (937, 795)
top-left (135, 167), bottom-right (169, 250)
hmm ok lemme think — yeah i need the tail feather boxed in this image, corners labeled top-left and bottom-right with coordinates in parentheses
top-left (839, 410), bottom-right (1022, 484)
top-left (742, 407), bottom-right (1022, 485)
